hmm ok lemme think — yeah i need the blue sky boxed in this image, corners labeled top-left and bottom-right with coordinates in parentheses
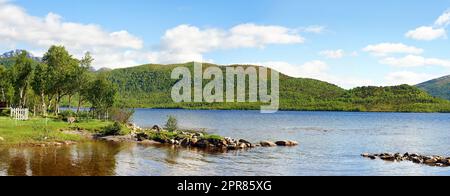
top-left (1, 0), bottom-right (450, 88)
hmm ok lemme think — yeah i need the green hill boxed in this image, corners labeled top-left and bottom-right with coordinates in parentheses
top-left (104, 62), bottom-right (450, 112)
top-left (416, 75), bottom-right (450, 100)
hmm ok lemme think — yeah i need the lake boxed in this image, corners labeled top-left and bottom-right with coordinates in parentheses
top-left (1, 109), bottom-right (450, 176)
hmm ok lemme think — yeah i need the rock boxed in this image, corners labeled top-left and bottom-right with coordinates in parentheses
top-left (195, 139), bottom-right (209, 148)
top-left (380, 155), bottom-right (395, 161)
top-left (238, 143), bottom-right (247, 149)
top-left (424, 158), bottom-right (438, 165)
top-left (275, 140), bottom-right (299, 146)
top-left (227, 144), bottom-right (237, 150)
top-left (194, 132), bottom-right (204, 137)
top-left (180, 138), bottom-right (190, 146)
top-left (411, 156), bottom-right (423, 164)
top-left (191, 138), bottom-right (198, 146)
top-left (260, 141), bottom-right (276, 147)
top-left (238, 139), bottom-right (251, 144)
top-left (140, 140), bottom-right (162, 145)
top-left (152, 125), bottom-right (162, 132)
top-left (361, 153), bottom-right (371, 157)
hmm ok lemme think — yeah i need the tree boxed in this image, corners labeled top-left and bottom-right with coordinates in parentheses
top-left (42, 46), bottom-right (79, 114)
top-left (165, 115), bottom-right (178, 132)
top-left (11, 51), bottom-right (33, 108)
top-left (0, 65), bottom-right (10, 103)
top-left (76, 52), bottom-right (94, 113)
top-left (31, 63), bottom-right (49, 115)
top-left (86, 73), bottom-right (117, 117)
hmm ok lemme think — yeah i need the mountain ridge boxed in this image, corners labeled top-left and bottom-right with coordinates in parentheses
top-left (417, 75), bottom-right (450, 100)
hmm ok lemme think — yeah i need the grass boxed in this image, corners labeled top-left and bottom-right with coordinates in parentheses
top-left (0, 117), bottom-right (112, 146)
top-left (143, 129), bottom-right (224, 143)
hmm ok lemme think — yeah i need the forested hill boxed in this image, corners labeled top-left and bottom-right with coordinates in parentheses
top-left (105, 62), bottom-right (450, 112)
top-left (416, 75), bottom-right (450, 101)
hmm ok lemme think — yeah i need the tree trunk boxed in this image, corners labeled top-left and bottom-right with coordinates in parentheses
top-left (68, 95), bottom-right (72, 109)
top-left (19, 88), bottom-right (24, 108)
top-left (77, 97), bottom-right (82, 113)
top-left (54, 93), bottom-right (60, 115)
top-left (41, 93), bottom-right (47, 116)
top-left (1, 87), bottom-right (5, 102)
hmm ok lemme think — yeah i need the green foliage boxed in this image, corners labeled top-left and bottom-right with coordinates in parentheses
top-left (100, 121), bottom-right (130, 136)
top-left (165, 115), bottom-right (178, 132)
top-left (86, 73), bottom-right (118, 111)
top-left (102, 62), bottom-right (450, 113)
top-left (417, 75), bottom-right (450, 100)
top-left (201, 134), bottom-right (224, 141)
top-left (58, 110), bottom-right (77, 121)
top-left (109, 107), bottom-right (135, 124)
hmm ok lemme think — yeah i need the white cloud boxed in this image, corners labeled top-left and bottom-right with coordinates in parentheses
top-left (0, 1), bottom-right (309, 68)
top-left (319, 49), bottom-right (344, 59)
top-left (0, 1), bottom-right (144, 68)
top-left (380, 55), bottom-right (450, 67)
top-left (435, 10), bottom-right (450, 27)
top-left (150, 24), bottom-right (305, 64)
top-left (363, 43), bottom-right (423, 56)
top-left (406, 9), bottom-right (450, 41)
top-left (385, 71), bottom-right (437, 85)
top-left (405, 26), bottom-right (446, 41)
top-left (252, 61), bottom-right (373, 89)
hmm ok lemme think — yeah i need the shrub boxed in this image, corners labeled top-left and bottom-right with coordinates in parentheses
top-left (101, 122), bottom-right (131, 136)
top-left (59, 110), bottom-right (77, 121)
top-left (110, 107), bottom-right (135, 124)
top-left (0, 108), bottom-right (10, 117)
top-left (165, 115), bottom-right (178, 132)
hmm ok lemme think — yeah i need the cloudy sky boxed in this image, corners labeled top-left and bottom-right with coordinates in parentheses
top-left (1, 0), bottom-right (450, 88)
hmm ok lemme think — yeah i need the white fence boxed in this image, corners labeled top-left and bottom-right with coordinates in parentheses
top-left (10, 108), bottom-right (29, 121)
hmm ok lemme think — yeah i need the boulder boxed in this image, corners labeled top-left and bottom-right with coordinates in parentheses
top-left (238, 143), bottom-right (248, 149)
top-left (195, 139), bottom-right (209, 148)
top-left (238, 139), bottom-right (251, 144)
top-left (227, 144), bottom-right (237, 150)
top-left (361, 153), bottom-right (371, 157)
top-left (180, 138), bottom-right (191, 147)
top-left (275, 140), bottom-right (299, 146)
top-left (380, 154), bottom-right (395, 161)
top-left (191, 138), bottom-right (198, 146)
top-left (260, 141), bottom-right (276, 147)
top-left (152, 125), bottom-right (162, 132)
top-left (424, 158), bottom-right (438, 165)
top-left (140, 140), bottom-right (162, 145)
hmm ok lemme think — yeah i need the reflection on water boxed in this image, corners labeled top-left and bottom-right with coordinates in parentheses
top-left (0, 142), bottom-right (124, 176)
top-left (1, 110), bottom-right (450, 176)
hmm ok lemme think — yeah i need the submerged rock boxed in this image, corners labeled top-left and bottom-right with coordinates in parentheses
top-left (362, 152), bottom-right (450, 167)
top-left (275, 140), bottom-right (299, 146)
top-left (260, 141), bottom-right (277, 147)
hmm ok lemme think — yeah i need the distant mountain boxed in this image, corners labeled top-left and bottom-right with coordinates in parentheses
top-left (101, 62), bottom-right (450, 112)
top-left (0, 50), bottom-right (42, 66)
top-left (416, 75), bottom-right (450, 100)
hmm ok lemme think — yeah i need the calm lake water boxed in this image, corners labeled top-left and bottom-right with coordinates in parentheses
top-left (1, 109), bottom-right (450, 176)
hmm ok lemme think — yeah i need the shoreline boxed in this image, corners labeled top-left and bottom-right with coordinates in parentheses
top-left (130, 107), bottom-right (450, 114)
top-left (0, 117), bottom-right (298, 151)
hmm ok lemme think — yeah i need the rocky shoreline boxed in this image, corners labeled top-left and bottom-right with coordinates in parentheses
top-left (97, 124), bottom-right (299, 151)
top-left (362, 153), bottom-right (450, 167)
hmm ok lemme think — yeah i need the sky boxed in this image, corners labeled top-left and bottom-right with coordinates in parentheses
top-left (1, 0), bottom-right (450, 88)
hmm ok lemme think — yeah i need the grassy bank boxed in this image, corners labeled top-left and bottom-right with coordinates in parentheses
top-left (0, 117), bottom-right (112, 146)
